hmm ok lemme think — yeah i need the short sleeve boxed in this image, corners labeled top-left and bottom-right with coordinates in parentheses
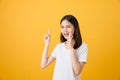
top-left (51, 44), bottom-right (59, 58)
top-left (78, 43), bottom-right (88, 62)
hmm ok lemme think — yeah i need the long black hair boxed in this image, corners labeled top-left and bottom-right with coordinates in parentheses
top-left (60, 15), bottom-right (82, 49)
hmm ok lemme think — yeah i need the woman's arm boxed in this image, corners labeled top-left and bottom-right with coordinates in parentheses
top-left (70, 48), bottom-right (85, 76)
top-left (41, 29), bottom-right (55, 68)
top-left (67, 34), bottom-right (86, 76)
top-left (41, 44), bottom-right (55, 68)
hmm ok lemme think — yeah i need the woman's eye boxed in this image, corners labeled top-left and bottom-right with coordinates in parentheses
top-left (67, 26), bottom-right (71, 28)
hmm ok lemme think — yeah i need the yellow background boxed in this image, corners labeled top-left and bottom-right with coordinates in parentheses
top-left (0, 0), bottom-right (120, 80)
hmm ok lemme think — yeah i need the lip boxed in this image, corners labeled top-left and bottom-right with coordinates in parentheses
top-left (63, 33), bottom-right (69, 38)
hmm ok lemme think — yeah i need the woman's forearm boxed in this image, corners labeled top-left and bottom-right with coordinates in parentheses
top-left (70, 48), bottom-right (81, 76)
top-left (41, 44), bottom-right (49, 68)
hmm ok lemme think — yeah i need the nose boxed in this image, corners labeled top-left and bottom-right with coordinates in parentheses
top-left (63, 27), bottom-right (67, 32)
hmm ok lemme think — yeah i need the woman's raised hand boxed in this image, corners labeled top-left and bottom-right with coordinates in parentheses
top-left (68, 33), bottom-right (74, 49)
top-left (44, 29), bottom-right (51, 46)
top-left (65, 33), bottom-right (75, 50)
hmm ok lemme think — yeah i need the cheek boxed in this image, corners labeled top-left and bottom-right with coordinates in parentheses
top-left (69, 29), bottom-right (75, 35)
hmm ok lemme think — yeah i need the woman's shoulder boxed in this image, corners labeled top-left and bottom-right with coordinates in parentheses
top-left (77, 42), bottom-right (88, 50)
top-left (82, 42), bottom-right (88, 48)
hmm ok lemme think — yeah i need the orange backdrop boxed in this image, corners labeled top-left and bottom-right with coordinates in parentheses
top-left (0, 0), bottom-right (120, 80)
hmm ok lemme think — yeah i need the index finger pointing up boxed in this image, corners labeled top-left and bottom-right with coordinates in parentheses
top-left (48, 28), bottom-right (51, 35)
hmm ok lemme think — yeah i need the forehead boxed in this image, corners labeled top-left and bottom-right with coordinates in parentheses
top-left (61, 20), bottom-right (73, 26)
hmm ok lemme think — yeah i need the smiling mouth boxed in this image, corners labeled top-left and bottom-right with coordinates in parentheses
top-left (63, 33), bottom-right (69, 38)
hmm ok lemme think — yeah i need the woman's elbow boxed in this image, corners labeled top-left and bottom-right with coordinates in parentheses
top-left (40, 64), bottom-right (46, 69)
top-left (74, 71), bottom-right (80, 76)
top-left (41, 66), bottom-right (45, 69)
top-left (74, 68), bottom-right (82, 76)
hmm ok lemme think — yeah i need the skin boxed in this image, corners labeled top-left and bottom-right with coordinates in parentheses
top-left (41, 20), bottom-right (86, 76)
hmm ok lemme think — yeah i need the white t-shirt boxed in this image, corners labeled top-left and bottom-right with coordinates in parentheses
top-left (51, 42), bottom-right (88, 80)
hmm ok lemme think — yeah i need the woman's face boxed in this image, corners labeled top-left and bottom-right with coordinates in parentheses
top-left (61, 20), bottom-right (75, 40)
